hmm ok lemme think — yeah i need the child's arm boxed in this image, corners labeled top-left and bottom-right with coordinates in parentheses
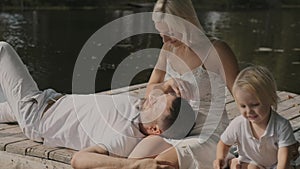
top-left (290, 142), bottom-right (299, 160)
top-left (213, 140), bottom-right (231, 169)
top-left (277, 146), bottom-right (291, 169)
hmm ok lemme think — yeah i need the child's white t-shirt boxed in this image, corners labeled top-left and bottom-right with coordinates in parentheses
top-left (221, 111), bottom-right (297, 168)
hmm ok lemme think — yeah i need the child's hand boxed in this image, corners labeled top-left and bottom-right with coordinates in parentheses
top-left (213, 159), bottom-right (225, 169)
top-left (229, 158), bottom-right (241, 169)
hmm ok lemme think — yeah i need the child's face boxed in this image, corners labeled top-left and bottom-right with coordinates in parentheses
top-left (235, 88), bottom-right (271, 126)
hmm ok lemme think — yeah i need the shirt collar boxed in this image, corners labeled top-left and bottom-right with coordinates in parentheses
top-left (245, 118), bottom-right (255, 139)
top-left (263, 110), bottom-right (275, 137)
top-left (244, 110), bottom-right (275, 139)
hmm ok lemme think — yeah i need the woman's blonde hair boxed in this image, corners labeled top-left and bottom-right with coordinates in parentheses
top-left (153, 0), bottom-right (201, 28)
top-left (233, 66), bottom-right (278, 110)
top-left (152, 0), bottom-right (205, 45)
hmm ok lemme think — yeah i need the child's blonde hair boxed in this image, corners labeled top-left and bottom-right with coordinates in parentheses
top-left (233, 66), bottom-right (278, 110)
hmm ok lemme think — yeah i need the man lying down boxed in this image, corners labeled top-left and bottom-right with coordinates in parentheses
top-left (0, 41), bottom-right (196, 157)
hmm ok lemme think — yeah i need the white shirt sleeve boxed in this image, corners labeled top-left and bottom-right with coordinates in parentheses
top-left (277, 116), bottom-right (297, 148)
top-left (220, 115), bottom-right (243, 146)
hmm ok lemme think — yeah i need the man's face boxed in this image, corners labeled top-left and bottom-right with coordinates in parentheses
top-left (140, 93), bottom-right (176, 124)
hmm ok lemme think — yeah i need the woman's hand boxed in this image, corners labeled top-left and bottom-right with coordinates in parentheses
top-left (162, 78), bottom-right (192, 99)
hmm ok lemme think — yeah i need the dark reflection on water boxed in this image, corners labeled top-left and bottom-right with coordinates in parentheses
top-left (0, 7), bottom-right (299, 94)
top-left (204, 9), bottom-right (300, 94)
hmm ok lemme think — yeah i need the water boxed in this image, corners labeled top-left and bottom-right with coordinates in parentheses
top-left (0, 6), bottom-right (299, 94)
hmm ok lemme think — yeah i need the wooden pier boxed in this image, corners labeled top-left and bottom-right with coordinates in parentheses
top-left (0, 83), bottom-right (299, 169)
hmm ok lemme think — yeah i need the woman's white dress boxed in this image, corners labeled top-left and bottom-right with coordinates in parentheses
top-left (164, 57), bottom-right (229, 169)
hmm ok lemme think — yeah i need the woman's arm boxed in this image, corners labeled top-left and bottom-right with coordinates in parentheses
top-left (215, 41), bottom-right (239, 93)
top-left (145, 68), bottom-right (167, 97)
top-left (145, 44), bottom-right (169, 97)
top-left (206, 40), bottom-right (239, 94)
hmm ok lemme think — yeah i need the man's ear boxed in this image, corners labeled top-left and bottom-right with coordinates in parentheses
top-left (146, 124), bottom-right (162, 135)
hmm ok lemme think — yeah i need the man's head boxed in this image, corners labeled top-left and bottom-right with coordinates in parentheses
top-left (139, 93), bottom-right (196, 139)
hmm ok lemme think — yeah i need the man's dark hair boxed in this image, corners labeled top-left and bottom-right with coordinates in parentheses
top-left (159, 97), bottom-right (196, 139)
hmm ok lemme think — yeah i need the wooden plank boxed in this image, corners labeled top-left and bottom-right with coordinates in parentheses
top-left (26, 144), bottom-right (61, 159)
top-left (0, 126), bottom-right (22, 137)
top-left (225, 90), bottom-right (295, 104)
top-left (277, 95), bottom-right (300, 113)
top-left (226, 95), bottom-right (235, 104)
top-left (49, 148), bottom-right (77, 164)
top-left (225, 88), bottom-right (235, 103)
top-left (0, 133), bottom-right (28, 151)
top-left (278, 105), bottom-right (300, 120)
top-left (226, 101), bottom-right (239, 120)
top-left (0, 123), bottom-right (18, 131)
top-left (129, 87), bottom-right (146, 98)
top-left (99, 83), bottom-right (147, 95)
top-left (277, 91), bottom-right (298, 103)
top-left (5, 139), bottom-right (41, 155)
top-left (294, 130), bottom-right (300, 142)
top-left (290, 117), bottom-right (300, 133)
top-left (0, 151), bottom-right (72, 169)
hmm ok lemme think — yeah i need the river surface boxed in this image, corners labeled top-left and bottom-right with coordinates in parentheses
top-left (0, 5), bottom-right (299, 94)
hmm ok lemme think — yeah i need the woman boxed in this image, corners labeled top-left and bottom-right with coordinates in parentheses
top-left (128, 0), bottom-right (239, 168)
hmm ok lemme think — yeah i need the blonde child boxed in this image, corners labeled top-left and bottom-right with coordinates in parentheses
top-left (213, 66), bottom-right (298, 169)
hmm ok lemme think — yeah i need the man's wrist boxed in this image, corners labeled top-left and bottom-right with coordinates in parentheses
top-left (124, 158), bottom-right (140, 169)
